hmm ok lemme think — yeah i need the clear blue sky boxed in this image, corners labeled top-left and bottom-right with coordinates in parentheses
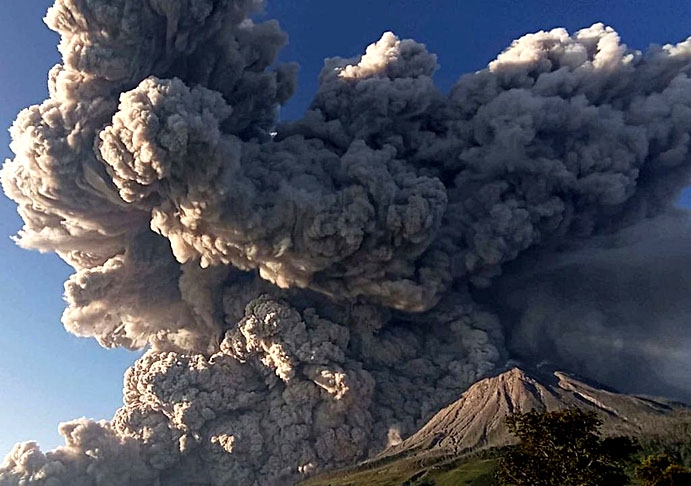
top-left (1, 0), bottom-right (691, 455)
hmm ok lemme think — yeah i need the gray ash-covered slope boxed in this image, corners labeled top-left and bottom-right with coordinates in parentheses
top-left (382, 367), bottom-right (691, 458)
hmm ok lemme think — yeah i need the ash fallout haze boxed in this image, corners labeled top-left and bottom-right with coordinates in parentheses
top-left (1, 1), bottom-right (691, 485)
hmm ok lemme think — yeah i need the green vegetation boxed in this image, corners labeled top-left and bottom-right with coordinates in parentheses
top-left (298, 452), bottom-right (500, 486)
top-left (637, 417), bottom-right (691, 469)
top-left (636, 454), bottom-right (691, 485)
top-left (428, 457), bottom-right (498, 486)
top-left (496, 409), bottom-right (638, 485)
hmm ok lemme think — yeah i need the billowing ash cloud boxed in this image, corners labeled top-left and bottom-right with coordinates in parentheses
top-left (2, 1), bottom-right (691, 483)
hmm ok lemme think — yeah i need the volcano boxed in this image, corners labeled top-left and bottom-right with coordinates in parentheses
top-left (382, 366), bottom-right (691, 458)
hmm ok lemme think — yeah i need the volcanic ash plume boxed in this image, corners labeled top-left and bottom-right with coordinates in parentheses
top-left (2, 1), bottom-right (691, 484)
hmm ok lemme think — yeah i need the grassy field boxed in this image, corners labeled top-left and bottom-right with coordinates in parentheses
top-left (299, 452), bottom-right (499, 486)
top-left (428, 458), bottom-right (498, 486)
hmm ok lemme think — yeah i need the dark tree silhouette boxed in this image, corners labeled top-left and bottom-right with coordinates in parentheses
top-left (636, 454), bottom-right (691, 486)
top-left (496, 408), bottom-right (638, 485)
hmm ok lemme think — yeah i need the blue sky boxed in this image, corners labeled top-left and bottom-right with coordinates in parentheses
top-left (1, 0), bottom-right (691, 455)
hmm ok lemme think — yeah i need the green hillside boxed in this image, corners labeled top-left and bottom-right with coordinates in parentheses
top-left (299, 451), bottom-right (500, 486)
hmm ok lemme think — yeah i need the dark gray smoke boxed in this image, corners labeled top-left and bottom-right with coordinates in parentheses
top-left (2, 2), bottom-right (691, 484)
top-left (485, 213), bottom-right (691, 402)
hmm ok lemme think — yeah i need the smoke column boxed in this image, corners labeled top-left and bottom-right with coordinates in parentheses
top-left (2, 1), bottom-right (691, 484)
